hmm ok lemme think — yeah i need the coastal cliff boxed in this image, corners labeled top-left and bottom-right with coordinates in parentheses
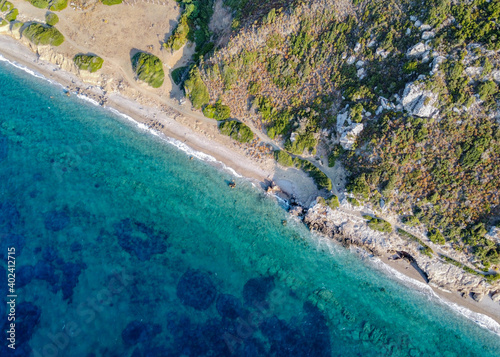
top-left (302, 201), bottom-right (500, 303)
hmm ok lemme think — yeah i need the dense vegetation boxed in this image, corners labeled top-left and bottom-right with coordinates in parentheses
top-left (318, 194), bottom-right (340, 210)
top-left (25, 0), bottom-right (67, 11)
top-left (181, 0), bottom-right (500, 273)
top-left (365, 216), bottom-right (393, 233)
top-left (183, 67), bottom-right (209, 108)
top-left (202, 100), bottom-right (231, 120)
top-left (164, 0), bottom-right (215, 59)
top-left (0, 1), bottom-right (17, 22)
top-left (131, 52), bottom-right (164, 88)
top-left (45, 12), bottom-right (59, 26)
top-left (274, 150), bottom-right (332, 191)
top-left (219, 120), bottom-right (254, 143)
top-left (23, 23), bottom-right (64, 46)
top-left (397, 228), bottom-right (433, 258)
top-left (101, 0), bottom-right (122, 5)
top-left (74, 54), bottom-right (104, 73)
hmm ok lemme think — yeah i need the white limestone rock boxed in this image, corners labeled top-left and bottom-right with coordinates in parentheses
top-left (420, 24), bottom-right (432, 31)
top-left (492, 70), bottom-right (500, 82)
top-left (340, 123), bottom-right (364, 150)
top-left (376, 47), bottom-right (390, 58)
top-left (430, 55), bottom-right (446, 75)
top-left (357, 67), bottom-right (366, 79)
top-left (422, 31), bottom-right (435, 40)
top-left (407, 42), bottom-right (429, 57)
top-left (401, 82), bottom-right (439, 118)
top-left (465, 66), bottom-right (483, 78)
top-left (347, 55), bottom-right (356, 65)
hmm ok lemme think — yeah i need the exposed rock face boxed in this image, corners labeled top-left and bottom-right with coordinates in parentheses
top-left (336, 109), bottom-right (364, 150)
top-left (402, 82), bottom-right (439, 118)
top-left (340, 123), bottom-right (364, 150)
top-left (303, 204), bottom-right (500, 298)
top-left (421, 31), bottom-right (435, 40)
top-left (430, 55), bottom-right (446, 75)
top-left (407, 42), bottom-right (430, 57)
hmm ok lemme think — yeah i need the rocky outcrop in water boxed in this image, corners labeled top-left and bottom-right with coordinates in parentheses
top-left (303, 203), bottom-right (500, 301)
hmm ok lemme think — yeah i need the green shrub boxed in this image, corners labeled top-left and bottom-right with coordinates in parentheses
top-left (367, 217), bottom-right (393, 233)
top-left (0, 19), bottom-right (8, 27)
top-left (184, 67), bottom-right (209, 108)
top-left (428, 227), bottom-right (445, 245)
top-left (350, 103), bottom-right (364, 123)
top-left (294, 158), bottom-right (332, 191)
top-left (219, 120), bottom-right (254, 143)
top-left (347, 173), bottom-right (370, 199)
top-left (397, 228), bottom-right (433, 257)
top-left (45, 12), bottom-right (59, 26)
top-left (131, 52), bottom-right (164, 88)
top-left (274, 150), bottom-right (293, 167)
top-left (478, 80), bottom-right (498, 101)
top-left (49, 0), bottom-right (68, 11)
top-left (5, 8), bottom-right (17, 21)
top-left (29, 0), bottom-right (49, 8)
top-left (23, 23), bottom-right (64, 46)
top-left (73, 54), bottom-right (104, 73)
top-left (326, 195), bottom-right (340, 209)
top-left (248, 81), bottom-right (261, 95)
top-left (1, 1), bottom-right (13, 11)
top-left (328, 144), bottom-right (344, 167)
top-left (347, 197), bottom-right (360, 206)
top-left (202, 101), bottom-right (231, 120)
top-left (171, 66), bottom-right (189, 85)
top-left (402, 215), bottom-right (420, 227)
top-left (11, 21), bottom-right (22, 30)
top-left (164, 13), bottom-right (190, 51)
top-left (285, 131), bottom-right (317, 155)
top-left (101, 0), bottom-right (122, 4)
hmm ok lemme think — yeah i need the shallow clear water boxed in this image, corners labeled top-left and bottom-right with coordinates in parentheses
top-left (0, 59), bottom-right (500, 357)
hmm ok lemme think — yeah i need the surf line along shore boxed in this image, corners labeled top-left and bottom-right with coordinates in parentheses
top-left (1, 34), bottom-right (500, 335)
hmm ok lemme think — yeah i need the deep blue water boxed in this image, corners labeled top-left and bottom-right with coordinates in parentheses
top-left (0, 57), bottom-right (500, 357)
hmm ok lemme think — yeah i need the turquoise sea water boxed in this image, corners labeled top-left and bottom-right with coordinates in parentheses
top-left (1, 58), bottom-right (500, 357)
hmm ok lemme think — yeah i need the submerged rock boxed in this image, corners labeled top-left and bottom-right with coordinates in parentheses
top-left (243, 276), bottom-right (275, 305)
top-left (0, 233), bottom-right (25, 259)
top-left (42, 246), bottom-right (59, 262)
top-left (174, 319), bottom-right (232, 357)
top-left (0, 201), bottom-right (20, 230)
top-left (114, 219), bottom-right (168, 261)
top-left (17, 265), bottom-right (34, 288)
top-left (16, 302), bottom-right (41, 346)
top-left (122, 320), bottom-right (162, 346)
top-left (44, 210), bottom-right (70, 232)
top-left (61, 262), bottom-right (85, 300)
top-left (0, 135), bottom-right (7, 161)
top-left (216, 294), bottom-right (243, 319)
top-left (177, 269), bottom-right (217, 310)
top-left (302, 302), bottom-right (331, 356)
top-left (34, 260), bottom-right (59, 286)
